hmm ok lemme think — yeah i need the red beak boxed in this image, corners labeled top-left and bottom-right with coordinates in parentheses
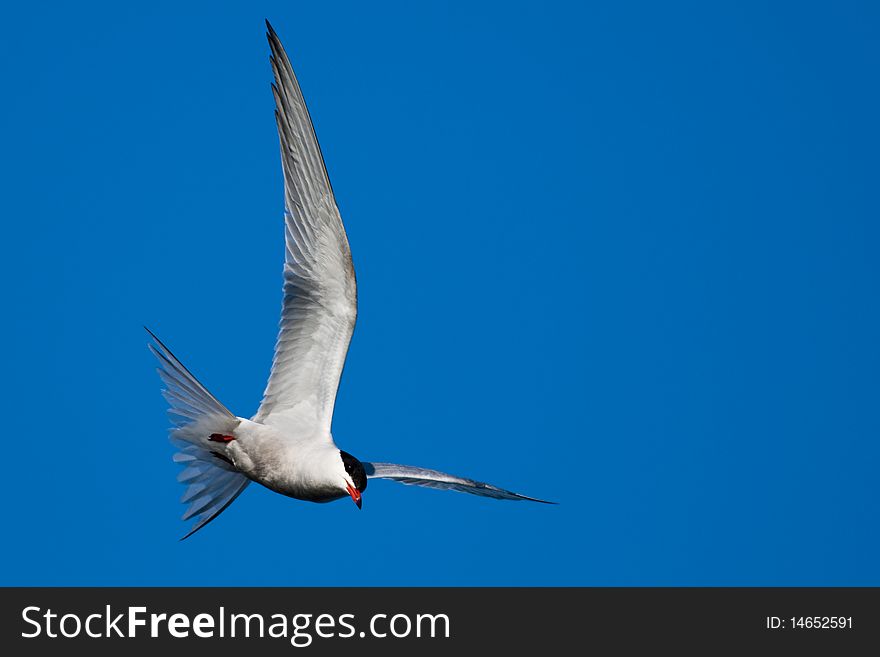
top-left (346, 483), bottom-right (362, 509)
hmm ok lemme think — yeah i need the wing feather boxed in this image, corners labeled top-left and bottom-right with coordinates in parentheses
top-left (364, 463), bottom-right (555, 503)
top-left (254, 21), bottom-right (356, 437)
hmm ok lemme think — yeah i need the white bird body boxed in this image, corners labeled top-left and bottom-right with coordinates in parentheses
top-left (225, 419), bottom-right (347, 503)
top-left (148, 21), bottom-right (551, 539)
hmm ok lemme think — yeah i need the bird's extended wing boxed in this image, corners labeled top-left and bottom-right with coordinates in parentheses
top-left (363, 463), bottom-right (555, 503)
top-left (254, 22), bottom-right (357, 436)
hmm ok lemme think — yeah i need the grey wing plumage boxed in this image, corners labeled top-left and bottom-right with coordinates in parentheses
top-left (363, 463), bottom-right (555, 503)
top-left (254, 21), bottom-right (357, 436)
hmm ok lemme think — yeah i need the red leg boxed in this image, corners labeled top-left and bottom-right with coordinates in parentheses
top-left (208, 433), bottom-right (235, 443)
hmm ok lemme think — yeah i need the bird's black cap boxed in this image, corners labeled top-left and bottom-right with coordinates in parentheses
top-left (340, 451), bottom-right (368, 493)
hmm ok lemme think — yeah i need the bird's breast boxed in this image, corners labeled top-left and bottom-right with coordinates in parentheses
top-left (229, 419), bottom-right (344, 503)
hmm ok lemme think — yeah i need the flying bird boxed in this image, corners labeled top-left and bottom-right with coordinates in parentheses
top-left (148, 21), bottom-right (553, 539)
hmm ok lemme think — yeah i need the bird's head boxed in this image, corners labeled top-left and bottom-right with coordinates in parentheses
top-left (339, 450), bottom-right (367, 509)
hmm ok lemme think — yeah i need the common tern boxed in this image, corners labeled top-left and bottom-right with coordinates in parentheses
top-left (148, 21), bottom-right (553, 539)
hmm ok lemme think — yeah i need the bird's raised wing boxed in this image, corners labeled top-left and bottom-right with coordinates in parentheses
top-left (363, 463), bottom-right (555, 503)
top-left (254, 22), bottom-right (357, 436)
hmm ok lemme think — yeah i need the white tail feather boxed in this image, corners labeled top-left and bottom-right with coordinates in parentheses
top-left (147, 328), bottom-right (250, 539)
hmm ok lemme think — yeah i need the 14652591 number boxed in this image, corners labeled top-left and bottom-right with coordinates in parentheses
top-left (790, 617), bottom-right (852, 629)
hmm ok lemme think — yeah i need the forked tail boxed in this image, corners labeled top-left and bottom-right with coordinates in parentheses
top-left (146, 328), bottom-right (250, 539)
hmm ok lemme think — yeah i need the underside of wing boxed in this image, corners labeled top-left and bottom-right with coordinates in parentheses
top-left (254, 22), bottom-right (357, 436)
top-left (364, 463), bottom-right (556, 503)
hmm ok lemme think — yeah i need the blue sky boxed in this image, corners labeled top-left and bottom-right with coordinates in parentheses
top-left (2, 1), bottom-right (879, 585)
